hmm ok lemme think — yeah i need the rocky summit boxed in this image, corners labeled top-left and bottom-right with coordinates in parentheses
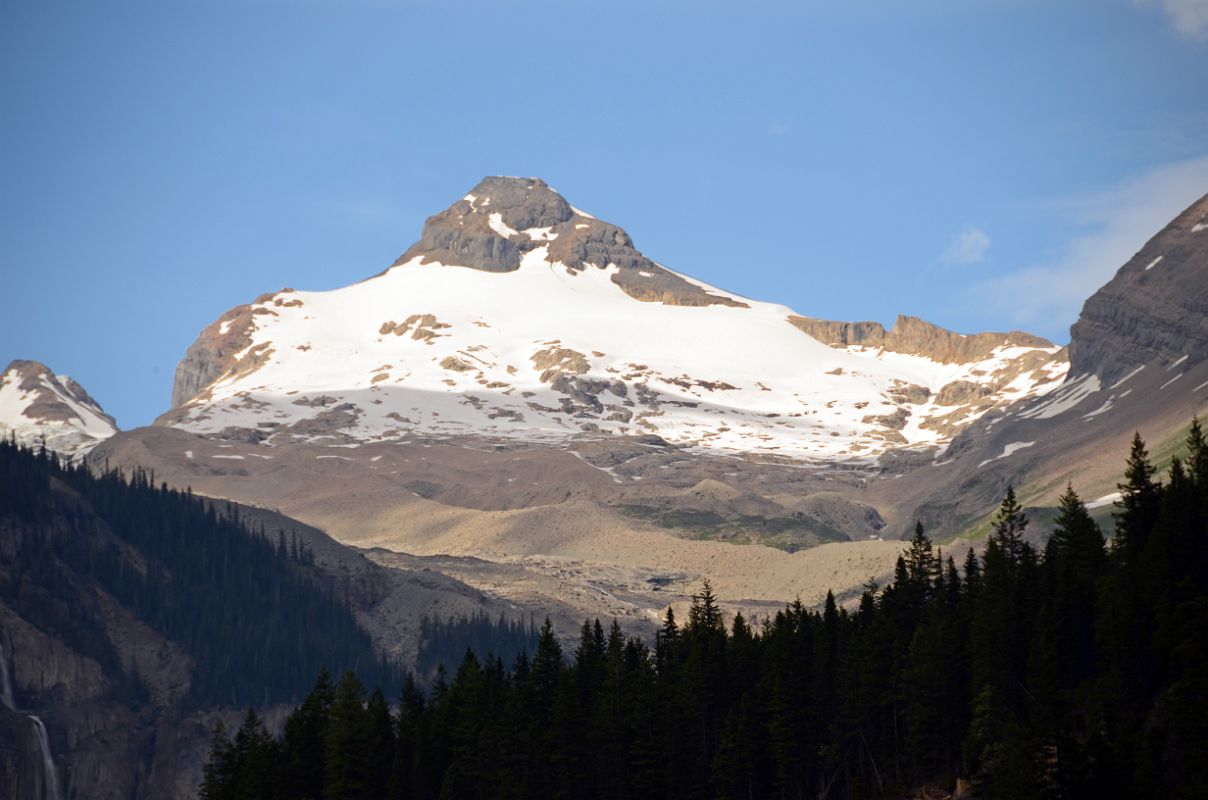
top-left (393, 176), bottom-right (746, 307)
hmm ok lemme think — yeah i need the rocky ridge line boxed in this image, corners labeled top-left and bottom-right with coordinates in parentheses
top-left (787, 314), bottom-right (1056, 364)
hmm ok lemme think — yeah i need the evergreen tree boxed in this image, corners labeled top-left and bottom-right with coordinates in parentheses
top-left (1187, 417), bottom-right (1208, 486)
top-left (324, 671), bottom-right (371, 800)
top-left (1040, 485), bottom-right (1106, 701)
top-left (281, 667), bottom-right (335, 800)
top-left (1047, 484), bottom-right (1106, 574)
top-left (366, 687), bottom-right (395, 799)
top-left (388, 673), bottom-right (423, 798)
top-left (1113, 432), bottom-right (1161, 566)
top-left (230, 708), bottom-right (277, 800)
top-left (531, 617), bottom-right (563, 712)
top-left (971, 487), bottom-right (1038, 744)
top-left (199, 720), bottom-right (235, 800)
top-left (991, 485), bottom-right (1030, 566)
top-left (963, 547), bottom-right (981, 595)
top-left (905, 521), bottom-right (938, 588)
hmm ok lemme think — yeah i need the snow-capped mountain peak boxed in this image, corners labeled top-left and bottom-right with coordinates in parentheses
top-left (0, 360), bottom-right (117, 458)
top-left (161, 177), bottom-right (1068, 459)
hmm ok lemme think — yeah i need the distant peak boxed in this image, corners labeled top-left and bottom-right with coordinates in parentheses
top-left (0, 358), bottom-right (117, 458)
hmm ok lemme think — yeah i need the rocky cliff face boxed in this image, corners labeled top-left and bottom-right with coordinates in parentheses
top-left (0, 361), bottom-right (117, 458)
top-left (1068, 192), bottom-right (1208, 383)
top-left (0, 707), bottom-right (55, 800)
top-left (169, 295), bottom-right (281, 408)
top-left (393, 176), bottom-right (747, 308)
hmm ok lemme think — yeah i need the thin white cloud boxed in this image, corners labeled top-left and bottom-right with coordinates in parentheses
top-left (968, 154), bottom-right (1208, 336)
top-left (941, 227), bottom-right (991, 265)
top-left (1135, 0), bottom-right (1208, 38)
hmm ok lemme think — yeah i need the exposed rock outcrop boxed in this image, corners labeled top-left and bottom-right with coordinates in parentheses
top-left (1068, 192), bottom-right (1208, 382)
top-left (393, 177), bottom-right (747, 308)
top-left (787, 314), bottom-right (1054, 364)
top-left (170, 295), bottom-right (282, 407)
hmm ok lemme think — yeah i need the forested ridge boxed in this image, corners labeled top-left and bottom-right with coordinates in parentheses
top-left (0, 436), bottom-right (398, 707)
top-left (201, 421), bottom-right (1208, 799)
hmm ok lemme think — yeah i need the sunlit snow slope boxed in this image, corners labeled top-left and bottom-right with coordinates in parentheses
top-left (0, 360), bottom-right (117, 458)
top-left (164, 178), bottom-right (1068, 459)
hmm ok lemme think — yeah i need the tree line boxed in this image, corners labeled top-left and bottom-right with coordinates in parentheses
top-left (191, 418), bottom-right (1201, 797)
top-left (416, 611), bottom-right (539, 682)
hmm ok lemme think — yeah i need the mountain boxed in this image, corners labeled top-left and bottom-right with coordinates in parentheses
top-left (160, 177), bottom-right (1067, 460)
top-left (882, 192), bottom-right (1208, 536)
top-left (89, 182), bottom-right (1208, 654)
top-left (0, 360), bottom-right (117, 458)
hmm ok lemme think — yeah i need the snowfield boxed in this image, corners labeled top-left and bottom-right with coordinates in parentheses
top-left (170, 245), bottom-right (1068, 460)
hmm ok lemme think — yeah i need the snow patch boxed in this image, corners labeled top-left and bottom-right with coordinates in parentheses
top-left (1109, 365), bottom-right (1144, 389)
top-left (1086, 492), bottom-right (1122, 510)
top-left (1083, 397), bottom-right (1114, 420)
top-left (1144, 255), bottom-right (1163, 271)
top-left (978, 441), bottom-right (1035, 469)
top-left (1018, 375), bottom-right (1100, 420)
top-left (524, 226), bottom-right (557, 242)
top-left (488, 213), bottom-right (519, 239)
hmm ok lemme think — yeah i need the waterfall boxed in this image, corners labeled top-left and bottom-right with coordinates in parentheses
top-left (0, 643), bottom-right (61, 800)
top-left (0, 642), bottom-right (14, 710)
top-left (30, 715), bottom-right (61, 800)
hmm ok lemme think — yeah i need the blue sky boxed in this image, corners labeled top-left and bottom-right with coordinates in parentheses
top-left (3, 0), bottom-right (1207, 428)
